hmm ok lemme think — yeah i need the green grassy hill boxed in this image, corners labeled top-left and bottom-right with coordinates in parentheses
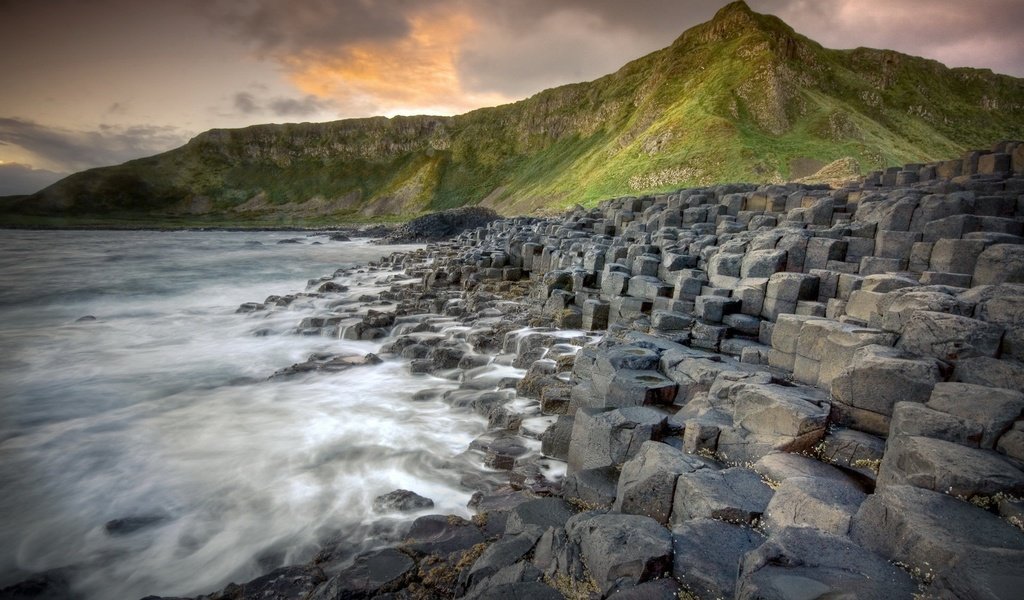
top-left (6, 1), bottom-right (1024, 226)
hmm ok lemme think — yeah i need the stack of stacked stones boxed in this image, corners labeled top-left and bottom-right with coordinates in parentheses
top-left (411, 141), bottom-right (1024, 599)
top-left (198, 142), bottom-right (1024, 600)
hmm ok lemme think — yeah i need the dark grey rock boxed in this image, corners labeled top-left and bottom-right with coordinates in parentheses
top-left (614, 441), bottom-right (706, 525)
top-left (877, 434), bottom-right (1024, 498)
top-left (671, 517), bottom-right (765, 600)
top-left (566, 406), bottom-right (669, 473)
top-left (736, 527), bottom-right (917, 600)
top-left (403, 514), bottom-right (484, 557)
top-left (216, 566), bottom-right (326, 600)
top-left (462, 581), bottom-right (563, 600)
top-left (670, 467), bottom-right (773, 526)
top-left (561, 466), bottom-right (618, 509)
top-left (540, 415), bottom-right (573, 460)
top-left (567, 512), bottom-right (673, 595)
top-left (461, 530), bottom-right (543, 593)
top-left (762, 476), bottom-right (866, 535)
top-left (310, 548), bottom-right (412, 599)
top-left (372, 489), bottom-right (435, 513)
top-left (927, 382), bottom-right (1024, 449)
top-left (851, 485), bottom-right (1024, 600)
top-left (504, 498), bottom-right (574, 536)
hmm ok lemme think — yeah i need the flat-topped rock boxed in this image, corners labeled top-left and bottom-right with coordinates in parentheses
top-left (670, 467), bottom-right (774, 526)
top-left (672, 518), bottom-right (765, 600)
top-left (877, 434), bottom-right (1024, 498)
top-left (852, 485), bottom-right (1024, 600)
top-left (736, 527), bottom-right (918, 600)
top-left (567, 406), bottom-right (670, 473)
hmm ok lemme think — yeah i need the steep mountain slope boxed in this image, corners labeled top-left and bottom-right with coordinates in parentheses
top-left (6, 1), bottom-right (1024, 225)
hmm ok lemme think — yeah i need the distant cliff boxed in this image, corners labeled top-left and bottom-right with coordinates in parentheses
top-left (5, 1), bottom-right (1024, 226)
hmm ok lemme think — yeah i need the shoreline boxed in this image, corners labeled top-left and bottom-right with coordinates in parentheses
top-left (6, 144), bottom-right (1024, 599)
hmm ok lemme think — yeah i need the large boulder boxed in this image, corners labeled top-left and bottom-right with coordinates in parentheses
top-left (953, 356), bottom-right (1024, 391)
top-left (974, 286), bottom-right (1024, 361)
top-left (671, 518), bottom-right (765, 600)
top-left (562, 466), bottom-right (618, 509)
top-left (736, 527), bottom-right (917, 600)
top-left (973, 244), bottom-right (1024, 286)
top-left (851, 485), bottom-right (1024, 600)
top-left (460, 530), bottom-right (543, 593)
top-left (740, 249), bottom-right (788, 278)
top-left (710, 382), bottom-right (831, 463)
top-left (504, 498), bottom-right (574, 535)
top-left (372, 489), bottom-right (434, 513)
top-left (670, 467), bottom-right (774, 526)
top-left (761, 476), bottom-right (866, 535)
top-left (540, 415), bottom-right (574, 460)
top-left (311, 548), bottom-right (414, 599)
top-left (876, 434), bottom-right (1024, 498)
top-left (880, 290), bottom-right (974, 334)
top-left (888, 401), bottom-right (984, 447)
top-left (752, 452), bottom-right (862, 486)
top-left (614, 441), bottom-right (709, 525)
top-left (567, 512), bottom-right (673, 595)
top-left (403, 514), bottom-right (485, 557)
top-left (567, 407), bottom-right (669, 473)
top-left (896, 310), bottom-right (1004, 361)
top-left (927, 382), bottom-right (1024, 449)
top-left (830, 344), bottom-right (944, 436)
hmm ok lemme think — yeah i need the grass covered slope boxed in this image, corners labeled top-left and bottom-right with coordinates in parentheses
top-left (7, 1), bottom-right (1024, 225)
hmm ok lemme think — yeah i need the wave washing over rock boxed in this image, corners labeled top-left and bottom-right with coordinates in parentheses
top-left (7, 142), bottom-right (1024, 599)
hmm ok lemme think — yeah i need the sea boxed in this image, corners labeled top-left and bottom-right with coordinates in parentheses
top-left (0, 230), bottom-right (491, 599)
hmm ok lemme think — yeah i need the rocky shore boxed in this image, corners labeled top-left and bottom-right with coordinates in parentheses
top-left (11, 142), bottom-right (1023, 600)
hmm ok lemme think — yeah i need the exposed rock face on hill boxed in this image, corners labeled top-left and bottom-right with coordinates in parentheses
top-left (104, 142), bottom-right (1024, 600)
top-left (6, 1), bottom-right (1024, 225)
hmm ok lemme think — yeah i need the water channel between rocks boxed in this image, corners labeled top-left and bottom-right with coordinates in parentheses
top-left (0, 230), bottom-right (567, 600)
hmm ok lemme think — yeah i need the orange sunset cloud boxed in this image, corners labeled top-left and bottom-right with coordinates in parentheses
top-left (281, 10), bottom-right (512, 117)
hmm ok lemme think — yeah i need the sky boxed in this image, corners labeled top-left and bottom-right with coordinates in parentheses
top-left (1, 0), bottom-right (1022, 195)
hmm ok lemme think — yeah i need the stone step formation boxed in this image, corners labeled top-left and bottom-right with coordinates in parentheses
top-left (144, 142), bottom-right (1024, 600)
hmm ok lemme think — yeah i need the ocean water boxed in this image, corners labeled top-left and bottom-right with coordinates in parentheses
top-left (0, 231), bottom-right (489, 599)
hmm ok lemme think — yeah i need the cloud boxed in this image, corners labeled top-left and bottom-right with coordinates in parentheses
top-left (756, 0), bottom-right (1024, 77)
top-left (233, 92), bottom-right (260, 114)
top-left (196, 0), bottom-right (417, 55)
top-left (199, 0), bottom-right (722, 114)
top-left (0, 118), bottom-right (190, 172)
top-left (107, 102), bottom-right (129, 115)
top-left (231, 91), bottom-right (335, 118)
top-left (280, 9), bottom-right (510, 116)
top-left (196, 0), bottom-right (1024, 121)
top-left (0, 162), bottom-right (67, 196)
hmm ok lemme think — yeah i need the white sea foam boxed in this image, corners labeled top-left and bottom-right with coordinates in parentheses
top-left (0, 231), bottom-right (487, 599)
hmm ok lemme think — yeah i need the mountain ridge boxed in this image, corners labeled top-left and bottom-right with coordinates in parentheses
top-left (5, 1), bottom-right (1024, 225)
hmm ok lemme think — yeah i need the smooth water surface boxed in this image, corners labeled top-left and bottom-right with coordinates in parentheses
top-left (0, 231), bottom-right (487, 599)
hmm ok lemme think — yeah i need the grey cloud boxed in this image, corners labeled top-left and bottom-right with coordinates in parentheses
top-left (229, 92), bottom-right (334, 118)
top-left (0, 118), bottom-right (190, 172)
top-left (196, 0), bottom-right (423, 55)
top-left (267, 95), bottom-right (333, 117)
top-left (234, 92), bottom-right (260, 114)
top-left (755, 0), bottom-right (1024, 76)
top-left (0, 162), bottom-right (67, 196)
top-left (458, 0), bottom-right (1024, 98)
top-left (195, 0), bottom-right (1024, 102)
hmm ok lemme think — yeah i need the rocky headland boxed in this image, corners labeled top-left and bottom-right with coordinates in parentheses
top-left (10, 142), bottom-right (1022, 600)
